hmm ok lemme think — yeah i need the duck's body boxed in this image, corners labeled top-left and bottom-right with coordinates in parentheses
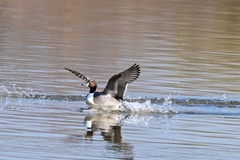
top-left (85, 92), bottom-right (120, 110)
top-left (65, 63), bottom-right (140, 110)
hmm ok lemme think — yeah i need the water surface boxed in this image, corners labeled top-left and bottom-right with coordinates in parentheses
top-left (1, 0), bottom-right (240, 159)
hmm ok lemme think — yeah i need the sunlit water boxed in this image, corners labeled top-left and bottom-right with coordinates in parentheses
top-left (1, 0), bottom-right (240, 159)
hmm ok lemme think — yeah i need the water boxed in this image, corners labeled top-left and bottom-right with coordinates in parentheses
top-left (1, 0), bottom-right (240, 159)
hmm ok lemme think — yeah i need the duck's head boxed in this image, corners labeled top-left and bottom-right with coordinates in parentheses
top-left (82, 79), bottom-right (97, 93)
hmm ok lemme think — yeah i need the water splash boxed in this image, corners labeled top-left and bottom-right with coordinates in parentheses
top-left (121, 94), bottom-right (176, 113)
top-left (222, 93), bottom-right (228, 102)
top-left (122, 113), bottom-right (172, 132)
top-left (1, 83), bottom-right (240, 108)
top-left (0, 82), bottom-right (46, 111)
top-left (0, 82), bottom-right (45, 99)
top-left (1, 82), bottom-right (240, 115)
top-left (162, 94), bottom-right (173, 113)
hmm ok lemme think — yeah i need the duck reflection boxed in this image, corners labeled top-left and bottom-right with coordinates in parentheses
top-left (84, 113), bottom-right (133, 158)
top-left (84, 114), bottom-right (121, 141)
top-left (65, 112), bottom-right (173, 159)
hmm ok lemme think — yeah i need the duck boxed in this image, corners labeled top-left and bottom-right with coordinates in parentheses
top-left (64, 63), bottom-right (140, 110)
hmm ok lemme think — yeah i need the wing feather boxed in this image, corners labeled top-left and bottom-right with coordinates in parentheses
top-left (64, 68), bottom-right (89, 82)
top-left (103, 63), bottom-right (140, 100)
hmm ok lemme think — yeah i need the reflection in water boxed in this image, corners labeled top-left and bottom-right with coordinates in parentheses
top-left (82, 112), bottom-right (173, 158)
top-left (84, 114), bottom-right (133, 159)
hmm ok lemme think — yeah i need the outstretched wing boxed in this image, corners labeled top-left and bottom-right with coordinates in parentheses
top-left (103, 63), bottom-right (140, 100)
top-left (64, 67), bottom-right (90, 82)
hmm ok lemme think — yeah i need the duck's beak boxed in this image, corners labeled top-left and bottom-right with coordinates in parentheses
top-left (81, 82), bottom-right (89, 86)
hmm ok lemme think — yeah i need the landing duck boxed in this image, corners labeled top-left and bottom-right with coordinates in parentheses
top-left (65, 63), bottom-right (140, 110)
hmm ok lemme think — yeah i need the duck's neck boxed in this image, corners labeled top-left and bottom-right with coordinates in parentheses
top-left (89, 86), bottom-right (97, 93)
